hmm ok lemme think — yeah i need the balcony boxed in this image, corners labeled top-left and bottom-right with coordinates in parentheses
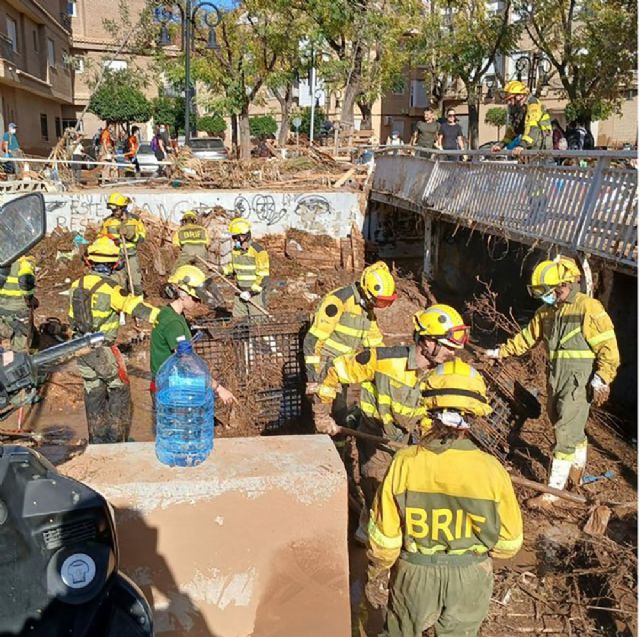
top-left (0, 34), bottom-right (15, 63)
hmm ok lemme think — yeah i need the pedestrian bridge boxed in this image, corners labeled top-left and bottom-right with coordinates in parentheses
top-left (370, 150), bottom-right (637, 274)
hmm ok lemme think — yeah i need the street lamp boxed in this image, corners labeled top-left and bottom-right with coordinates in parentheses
top-left (157, 1), bottom-right (222, 146)
top-left (515, 52), bottom-right (551, 93)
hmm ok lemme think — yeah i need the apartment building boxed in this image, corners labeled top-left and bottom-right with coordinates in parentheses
top-left (0, 0), bottom-right (75, 154)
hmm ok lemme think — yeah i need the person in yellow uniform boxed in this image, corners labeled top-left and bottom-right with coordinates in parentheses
top-left (314, 305), bottom-right (470, 541)
top-left (366, 359), bottom-right (523, 637)
top-left (172, 210), bottom-right (210, 268)
top-left (491, 80), bottom-right (552, 156)
top-left (484, 257), bottom-right (620, 509)
top-left (222, 217), bottom-right (269, 318)
top-left (99, 192), bottom-right (146, 295)
top-left (69, 236), bottom-right (159, 443)
top-left (303, 261), bottom-right (397, 421)
top-left (0, 255), bottom-right (37, 352)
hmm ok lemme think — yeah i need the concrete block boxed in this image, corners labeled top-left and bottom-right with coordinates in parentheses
top-left (60, 436), bottom-right (350, 637)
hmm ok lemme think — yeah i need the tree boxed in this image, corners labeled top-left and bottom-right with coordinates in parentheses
top-left (414, 0), bottom-right (521, 149)
top-left (292, 107), bottom-right (325, 139)
top-left (249, 115), bottom-right (277, 139)
top-left (515, 0), bottom-right (637, 128)
top-left (151, 96), bottom-right (185, 132)
top-left (89, 70), bottom-right (152, 128)
top-left (198, 114), bottom-right (226, 136)
top-left (484, 107), bottom-right (507, 140)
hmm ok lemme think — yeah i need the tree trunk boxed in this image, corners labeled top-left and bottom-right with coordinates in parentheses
top-left (339, 42), bottom-right (364, 127)
top-left (466, 84), bottom-right (480, 149)
top-left (238, 107), bottom-right (251, 160)
top-left (275, 84), bottom-right (293, 147)
top-left (357, 101), bottom-right (373, 130)
top-left (231, 114), bottom-right (238, 153)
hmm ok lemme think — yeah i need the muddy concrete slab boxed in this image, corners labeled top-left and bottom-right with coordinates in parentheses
top-left (60, 436), bottom-right (350, 637)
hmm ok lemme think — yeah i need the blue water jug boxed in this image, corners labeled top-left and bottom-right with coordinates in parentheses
top-left (155, 340), bottom-right (215, 467)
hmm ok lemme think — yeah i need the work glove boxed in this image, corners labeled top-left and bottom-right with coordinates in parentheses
top-left (305, 381), bottom-right (320, 396)
top-left (239, 291), bottom-right (252, 302)
top-left (484, 348), bottom-right (501, 359)
top-left (590, 374), bottom-right (610, 407)
top-left (312, 401), bottom-right (339, 436)
top-left (364, 568), bottom-right (390, 610)
top-left (512, 146), bottom-right (524, 157)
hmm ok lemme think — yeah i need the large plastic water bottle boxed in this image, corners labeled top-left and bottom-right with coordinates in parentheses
top-left (155, 340), bottom-right (215, 467)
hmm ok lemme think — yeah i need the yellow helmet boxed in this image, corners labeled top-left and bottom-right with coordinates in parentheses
top-left (360, 261), bottom-right (397, 307)
top-left (503, 80), bottom-right (529, 95)
top-left (168, 265), bottom-right (207, 298)
top-left (87, 236), bottom-right (121, 263)
top-left (422, 359), bottom-right (492, 417)
top-left (413, 304), bottom-right (469, 349)
top-left (527, 259), bottom-right (577, 298)
top-left (229, 217), bottom-right (251, 236)
top-left (107, 192), bottom-right (129, 208)
top-left (555, 255), bottom-right (581, 281)
top-left (182, 210), bottom-right (198, 223)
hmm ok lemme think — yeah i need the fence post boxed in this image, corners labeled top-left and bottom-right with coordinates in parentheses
top-left (572, 157), bottom-right (609, 253)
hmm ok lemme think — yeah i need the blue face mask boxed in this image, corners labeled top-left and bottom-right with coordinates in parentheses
top-left (541, 291), bottom-right (557, 305)
top-left (233, 240), bottom-right (243, 250)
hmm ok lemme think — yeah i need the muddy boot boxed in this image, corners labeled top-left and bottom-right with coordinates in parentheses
top-left (84, 386), bottom-right (110, 444)
top-left (107, 385), bottom-right (132, 442)
top-left (527, 457), bottom-right (572, 510)
top-left (569, 442), bottom-right (588, 488)
top-left (355, 505), bottom-right (369, 546)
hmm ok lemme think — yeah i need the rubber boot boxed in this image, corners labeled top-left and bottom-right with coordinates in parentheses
top-left (84, 386), bottom-right (110, 444)
top-left (354, 505), bottom-right (369, 546)
top-left (107, 385), bottom-right (132, 442)
top-left (527, 458), bottom-right (572, 510)
top-left (569, 443), bottom-right (588, 488)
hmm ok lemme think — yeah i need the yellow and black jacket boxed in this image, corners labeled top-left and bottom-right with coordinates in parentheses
top-left (172, 223), bottom-right (210, 257)
top-left (68, 273), bottom-right (158, 343)
top-left (502, 96), bottom-right (552, 150)
top-left (318, 344), bottom-right (429, 440)
top-left (303, 283), bottom-right (384, 383)
top-left (0, 257), bottom-right (36, 312)
top-left (368, 439), bottom-right (523, 570)
top-left (499, 286), bottom-right (620, 384)
top-left (99, 214), bottom-right (146, 256)
top-left (222, 242), bottom-right (269, 294)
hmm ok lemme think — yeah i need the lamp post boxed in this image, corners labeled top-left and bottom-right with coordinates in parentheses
top-left (158, 1), bottom-right (221, 146)
top-left (515, 52), bottom-right (551, 93)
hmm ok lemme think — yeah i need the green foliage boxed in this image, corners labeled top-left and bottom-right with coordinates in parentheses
top-left (515, 0), bottom-right (637, 124)
top-left (198, 114), bottom-right (226, 135)
top-left (292, 107), bottom-right (325, 138)
top-left (151, 96), bottom-right (185, 133)
top-left (249, 115), bottom-right (278, 139)
top-left (88, 71), bottom-right (152, 123)
top-left (484, 107), bottom-right (507, 128)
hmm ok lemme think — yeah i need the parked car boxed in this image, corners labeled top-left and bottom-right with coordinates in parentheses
top-left (189, 137), bottom-right (228, 161)
top-left (134, 142), bottom-right (160, 175)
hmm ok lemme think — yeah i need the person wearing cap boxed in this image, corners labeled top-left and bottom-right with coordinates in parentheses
top-left (365, 359), bottom-right (523, 636)
top-left (484, 257), bottom-right (619, 509)
top-left (2, 122), bottom-right (22, 178)
top-left (315, 304), bottom-right (470, 544)
top-left (172, 210), bottom-right (211, 268)
top-left (491, 80), bottom-right (552, 157)
top-left (222, 217), bottom-right (270, 318)
top-left (150, 265), bottom-right (233, 407)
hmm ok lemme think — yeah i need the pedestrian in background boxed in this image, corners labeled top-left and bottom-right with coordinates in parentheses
top-left (438, 109), bottom-right (465, 159)
top-left (2, 122), bottom-right (22, 178)
top-left (411, 108), bottom-right (440, 158)
top-left (124, 126), bottom-right (141, 177)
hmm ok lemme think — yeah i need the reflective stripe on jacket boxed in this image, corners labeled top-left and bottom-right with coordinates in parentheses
top-left (99, 214), bottom-right (146, 255)
top-left (303, 283), bottom-right (383, 382)
top-left (502, 96), bottom-right (552, 149)
top-left (368, 439), bottom-right (523, 571)
top-left (499, 286), bottom-right (620, 384)
top-left (222, 242), bottom-right (269, 293)
top-left (0, 257), bottom-right (35, 301)
top-left (68, 273), bottom-right (158, 343)
top-left (319, 344), bottom-right (429, 438)
top-left (172, 224), bottom-right (210, 248)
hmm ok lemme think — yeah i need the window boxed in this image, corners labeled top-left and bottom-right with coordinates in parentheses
top-left (410, 80), bottom-right (428, 108)
top-left (63, 118), bottom-right (81, 132)
top-left (55, 117), bottom-right (62, 138)
top-left (6, 17), bottom-right (17, 53)
top-left (391, 78), bottom-right (406, 96)
top-left (104, 59), bottom-right (127, 71)
top-left (32, 30), bottom-right (38, 52)
top-left (67, 0), bottom-right (77, 17)
top-left (74, 56), bottom-right (84, 73)
top-left (47, 38), bottom-right (55, 67)
top-left (40, 114), bottom-right (49, 141)
top-left (390, 120), bottom-right (406, 138)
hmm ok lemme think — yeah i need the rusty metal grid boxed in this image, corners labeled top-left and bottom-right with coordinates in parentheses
top-left (192, 313), bottom-right (309, 430)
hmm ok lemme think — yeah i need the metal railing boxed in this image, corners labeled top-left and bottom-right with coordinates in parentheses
top-left (370, 148), bottom-right (638, 273)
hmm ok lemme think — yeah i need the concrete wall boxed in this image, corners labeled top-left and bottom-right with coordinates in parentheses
top-left (60, 437), bottom-right (351, 637)
top-left (42, 189), bottom-right (364, 238)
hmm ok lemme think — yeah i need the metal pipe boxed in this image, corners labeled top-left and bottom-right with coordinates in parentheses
top-left (184, 0), bottom-right (192, 147)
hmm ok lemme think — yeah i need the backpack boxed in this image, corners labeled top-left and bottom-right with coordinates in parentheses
top-left (150, 135), bottom-right (159, 153)
top-left (71, 277), bottom-right (104, 334)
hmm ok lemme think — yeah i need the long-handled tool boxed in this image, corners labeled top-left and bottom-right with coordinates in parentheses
top-left (120, 231), bottom-right (142, 328)
top-left (196, 255), bottom-right (271, 318)
top-left (336, 425), bottom-right (591, 506)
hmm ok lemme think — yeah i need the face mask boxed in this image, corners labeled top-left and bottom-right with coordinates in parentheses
top-left (233, 240), bottom-right (243, 250)
top-left (8, 128), bottom-right (15, 134)
top-left (159, 127), bottom-right (165, 133)
top-left (435, 410), bottom-right (470, 430)
top-left (541, 291), bottom-right (557, 305)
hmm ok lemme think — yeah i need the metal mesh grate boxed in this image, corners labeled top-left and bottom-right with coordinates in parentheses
top-left (193, 312), bottom-right (309, 430)
top-left (42, 519), bottom-right (96, 550)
